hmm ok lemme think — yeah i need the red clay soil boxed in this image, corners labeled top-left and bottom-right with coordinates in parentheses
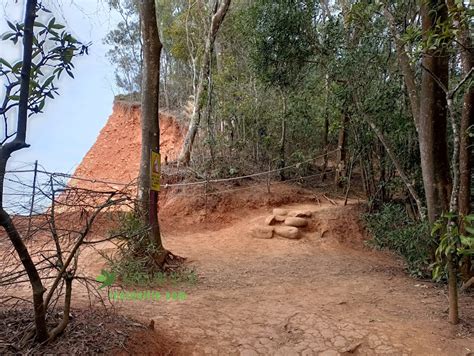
top-left (68, 100), bottom-right (185, 191)
top-left (2, 183), bottom-right (474, 355)
top-left (83, 193), bottom-right (473, 355)
top-left (3, 100), bottom-right (473, 355)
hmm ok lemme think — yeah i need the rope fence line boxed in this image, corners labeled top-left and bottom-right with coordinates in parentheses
top-left (186, 171), bottom-right (334, 198)
top-left (163, 148), bottom-right (339, 188)
top-left (4, 148), bottom-right (338, 190)
top-left (0, 149), bottom-right (340, 216)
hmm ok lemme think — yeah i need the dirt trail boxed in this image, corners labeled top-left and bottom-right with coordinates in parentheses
top-left (83, 200), bottom-right (473, 355)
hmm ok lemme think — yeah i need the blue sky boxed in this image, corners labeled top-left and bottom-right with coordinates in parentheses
top-left (0, 0), bottom-right (121, 174)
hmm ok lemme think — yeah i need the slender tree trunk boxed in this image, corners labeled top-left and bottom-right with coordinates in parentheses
top-left (178, 0), bottom-right (231, 165)
top-left (447, 254), bottom-right (460, 324)
top-left (138, 0), bottom-right (166, 263)
top-left (205, 59), bottom-right (216, 164)
top-left (419, 1), bottom-right (451, 225)
top-left (364, 116), bottom-right (425, 219)
top-left (162, 53), bottom-right (171, 109)
top-left (447, 0), bottom-right (474, 282)
top-left (279, 92), bottom-right (287, 181)
top-left (0, 0), bottom-right (49, 342)
top-left (384, 5), bottom-right (420, 131)
top-left (335, 111), bottom-right (349, 187)
top-left (322, 73), bottom-right (330, 181)
top-left (48, 275), bottom-right (72, 341)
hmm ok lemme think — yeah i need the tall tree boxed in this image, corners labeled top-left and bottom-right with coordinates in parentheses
top-left (178, 0), bottom-right (231, 165)
top-left (447, 0), bottom-right (474, 282)
top-left (0, 0), bottom-right (49, 341)
top-left (138, 0), bottom-right (167, 264)
top-left (383, 2), bottom-right (420, 131)
top-left (419, 0), bottom-right (459, 324)
top-left (0, 0), bottom-right (87, 341)
top-left (418, 0), bottom-right (451, 225)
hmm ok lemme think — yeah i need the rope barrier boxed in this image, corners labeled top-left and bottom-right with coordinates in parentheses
top-left (3, 149), bottom-right (338, 190)
top-left (163, 149), bottom-right (338, 188)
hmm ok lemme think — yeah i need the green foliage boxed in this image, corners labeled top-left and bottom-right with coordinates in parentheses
top-left (102, 211), bottom-right (157, 278)
top-left (0, 6), bottom-right (88, 123)
top-left (103, 0), bottom-right (142, 94)
top-left (119, 269), bottom-right (197, 287)
top-left (248, 0), bottom-right (317, 89)
top-left (96, 269), bottom-right (117, 289)
top-left (363, 203), bottom-right (430, 277)
top-left (102, 211), bottom-right (196, 286)
top-left (431, 213), bottom-right (474, 281)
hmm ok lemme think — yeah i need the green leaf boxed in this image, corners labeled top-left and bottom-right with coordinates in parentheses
top-left (95, 274), bottom-right (107, 283)
top-left (51, 24), bottom-right (65, 30)
top-left (12, 61), bottom-right (22, 73)
top-left (0, 58), bottom-right (12, 69)
top-left (442, 212), bottom-right (456, 219)
top-left (42, 75), bottom-right (55, 88)
top-left (464, 225), bottom-right (474, 235)
top-left (432, 265), bottom-right (441, 280)
top-left (460, 235), bottom-right (474, 247)
top-left (464, 214), bottom-right (474, 223)
top-left (47, 17), bottom-right (56, 29)
top-left (6, 20), bottom-right (16, 32)
top-left (458, 248), bottom-right (474, 256)
top-left (8, 95), bottom-right (20, 101)
top-left (2, 32), bottom-right (15, 41)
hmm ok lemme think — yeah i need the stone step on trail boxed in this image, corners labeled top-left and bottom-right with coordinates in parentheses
top-left (250, 226), bottom-right (274, 239)
top-left (288, 210), bottom-right (312, 218)
top-left (256, 208), bottom-right (313, 240)
top-left (274, 226), bottom-right (300, 239)
top-left (272, 208), bottom-right (288, 216)
top-left (284, 216), bottom-right (308, 227)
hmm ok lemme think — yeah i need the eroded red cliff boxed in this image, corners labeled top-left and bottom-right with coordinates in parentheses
top-left (68, 100), bottom-right (185, 191)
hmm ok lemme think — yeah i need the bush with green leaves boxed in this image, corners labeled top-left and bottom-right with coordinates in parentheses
top-left (431, 213), bottom-right (474, 281)
top-left (363, 203), bottom-right (430, 277)
top-left (103, 211), bottom-right (196, 286)
top-left (102, 211), bottom-right (160, 279)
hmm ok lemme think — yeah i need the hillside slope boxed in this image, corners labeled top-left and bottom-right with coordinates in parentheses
top-left (68, 100), bottom-right (185, 191)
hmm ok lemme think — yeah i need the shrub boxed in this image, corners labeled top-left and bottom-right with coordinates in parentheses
top-left (363, 203), bottom-right (430, 277)
top-left (101, 211), bottom-right (196, 287)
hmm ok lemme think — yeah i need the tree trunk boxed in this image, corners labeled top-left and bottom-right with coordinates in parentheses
top-left (419, 0), bottom-right (451, 225)
top-left (0, 0), bottom-right (49, 342)
top-left (138, 0), bottom-right (166, 261)
top-left (420, 0), bottom-right (457, 324)
top-left (162, 53), bottom-right (171, 109)
top-left (279, 93), bottom-right (287, 181)
top-left (447, 0), bottom-right (474, 282)
top-left (322, 73), bottom-right (330, 181)
top-left (335, 112), bottom-right (349, 187)
top-left (384, 5), bottom-right (420, 131)
top-left (358, 111), bottom-right (425, 219)
top-left (178, 0), bottom-right (231, 165)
